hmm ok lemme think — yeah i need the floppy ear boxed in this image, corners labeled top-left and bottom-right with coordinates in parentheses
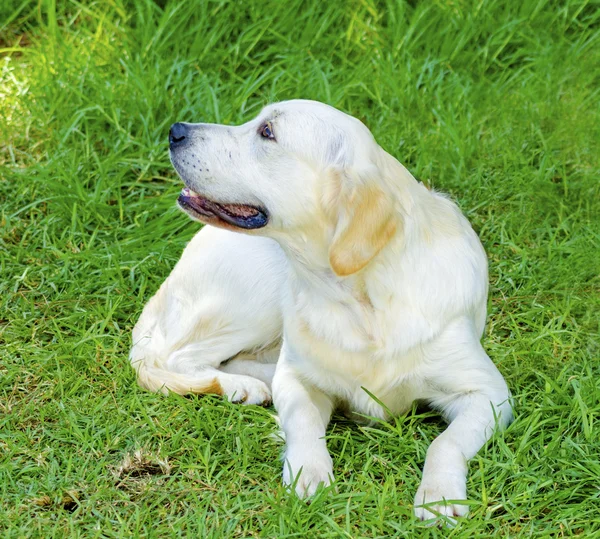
top-left (328, 173), bottom-right (400, 277)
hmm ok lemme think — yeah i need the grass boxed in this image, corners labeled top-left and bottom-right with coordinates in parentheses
top-left (1, 0), bottom-right (599, 536)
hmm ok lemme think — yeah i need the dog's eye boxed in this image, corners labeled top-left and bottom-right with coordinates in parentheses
top-left (260, 122), bottom-right (275, 140)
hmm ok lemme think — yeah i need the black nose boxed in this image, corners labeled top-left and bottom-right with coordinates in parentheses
top-left (169, 122), bottom-right (188, 148)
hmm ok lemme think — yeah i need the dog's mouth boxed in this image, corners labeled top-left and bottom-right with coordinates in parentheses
top-left (177, 188), bottom-right (269, 229)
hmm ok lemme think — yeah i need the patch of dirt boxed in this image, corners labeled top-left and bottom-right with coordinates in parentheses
top-left (114, 447), bottom-right (171, 480)
top-left (31, 490), bottom-right (81, 512)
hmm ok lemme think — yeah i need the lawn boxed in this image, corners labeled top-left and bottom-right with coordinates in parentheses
top-left (1, 0), bottom-right (599, 537)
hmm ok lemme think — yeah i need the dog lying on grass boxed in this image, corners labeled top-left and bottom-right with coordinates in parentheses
top-left (130, 99), bottom-right (512, 523)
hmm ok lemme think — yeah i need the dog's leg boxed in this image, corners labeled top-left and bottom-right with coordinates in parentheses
top-left (273, 348), bottom-right (334, 497)
top-left (414, 327), bottom-right (512, 523)
top-left (130, 293), bottom-right (276, 404)
top-left (130, 227), bottom-right (286, 404)
top-left (219, 355), bottom-right (278, 386)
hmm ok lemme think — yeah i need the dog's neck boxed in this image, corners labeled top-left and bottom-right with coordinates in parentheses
top-left (273, 223), bottom-right (390, 309)
top-left (270, 151), bottom-right (432, 308)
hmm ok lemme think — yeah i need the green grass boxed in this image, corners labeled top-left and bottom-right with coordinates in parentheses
top-left (1, 0), bottom-right (599, 536)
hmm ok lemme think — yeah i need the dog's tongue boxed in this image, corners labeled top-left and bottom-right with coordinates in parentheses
top-left (181, 188), bottom-right (260, 218)
top-left (217, 202), bottom-right (261, 218)
top-left (179, 188), bottom-right (208, 214)
top-left (178, 188), bottom-right (267, 229)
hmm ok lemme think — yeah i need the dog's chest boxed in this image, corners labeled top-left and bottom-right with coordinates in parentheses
top-left (291, 282), bottom-right (381, 351)
top-left (285, 285), bottom-right (423, 414)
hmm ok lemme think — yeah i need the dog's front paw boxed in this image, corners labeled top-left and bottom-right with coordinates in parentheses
top-left (220, 375), bottom-right (272, 406)
top-left (414, 472), bottom-right (468, 524)
top-left (282, 448), bottom-right (334, 497)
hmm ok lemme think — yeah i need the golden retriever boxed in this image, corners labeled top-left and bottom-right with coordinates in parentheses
top-left (130, 100), bottom-right (512, 523)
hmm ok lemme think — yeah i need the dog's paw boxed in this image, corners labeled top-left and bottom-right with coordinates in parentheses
top-left (220, 375), bottom-right (272, 406)
top-left (414, 472), bottom-right (468, 525)
top-left (282, 449), bottom-right (334, 497)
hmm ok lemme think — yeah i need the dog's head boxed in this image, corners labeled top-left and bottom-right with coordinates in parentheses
top-left (169, 100), bottom-right (414, 276)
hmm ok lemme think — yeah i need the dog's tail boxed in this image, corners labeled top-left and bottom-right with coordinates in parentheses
top-left (131, 358), bottom-right (223, 396)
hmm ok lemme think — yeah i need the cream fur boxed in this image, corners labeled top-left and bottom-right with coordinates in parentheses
top-left (130, 99), bottom-right (512, 523)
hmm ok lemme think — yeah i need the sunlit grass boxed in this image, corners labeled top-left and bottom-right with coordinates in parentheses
top-left (1, 0), bottom-right (599, 536)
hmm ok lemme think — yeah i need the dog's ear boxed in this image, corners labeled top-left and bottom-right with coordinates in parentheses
top-left (328, 169), bottom-right (400, 277)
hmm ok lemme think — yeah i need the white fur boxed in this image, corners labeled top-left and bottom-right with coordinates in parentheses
top-left (130, 100), bottom-right (512, 523)
top-left (130, 227), bottom-right (284, 403)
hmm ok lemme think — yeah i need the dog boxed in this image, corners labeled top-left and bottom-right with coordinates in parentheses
top-left (130, 99), bottom-right (512, 522)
